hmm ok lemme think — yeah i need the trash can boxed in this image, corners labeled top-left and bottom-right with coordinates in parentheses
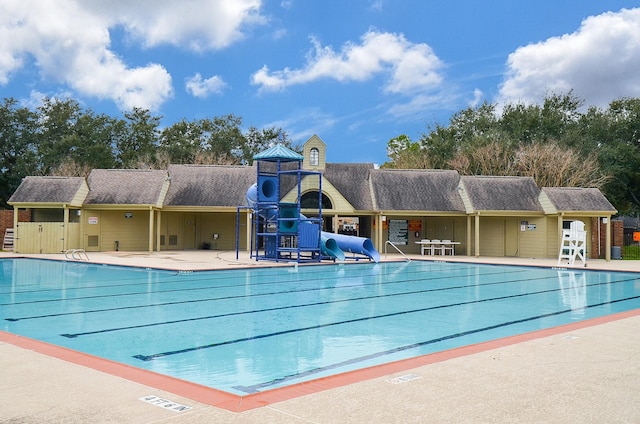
top-left (611, 246), bottom-right (622, 260)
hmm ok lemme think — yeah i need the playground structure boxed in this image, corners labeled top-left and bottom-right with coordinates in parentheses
top-left (237, 144), bottom-right (380, 263)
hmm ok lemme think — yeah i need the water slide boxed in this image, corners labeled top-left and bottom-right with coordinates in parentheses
top-left (246, 184), bottom-right (380, 262)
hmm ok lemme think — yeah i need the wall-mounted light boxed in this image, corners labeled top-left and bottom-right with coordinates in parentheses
top-left (124, 212), bottom-right (133, 219)
top-left (213, 233), bottom-right (219, 240)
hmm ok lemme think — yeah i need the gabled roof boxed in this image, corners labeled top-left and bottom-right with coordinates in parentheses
top-left (8, 176), bottom-right (88, 206)
top-left (371, 169), bottom-right (465, 212)
top-left (85, 169), bottom-right (169, 206)
top-left (540, 187), bottom-right (617, 213)
top-left (165, 165), bottom-right (256, 207)
top-left (460, 176), bottom-right (543, 212)
top-left (323, 163), bottom-right (375, 210)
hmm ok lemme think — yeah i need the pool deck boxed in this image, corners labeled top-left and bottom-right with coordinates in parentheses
top-left (2, 250), bottom-right (639, 423)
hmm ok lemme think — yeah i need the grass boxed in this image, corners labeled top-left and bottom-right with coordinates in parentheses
top-left (622, 245), bottom-right (640, 260)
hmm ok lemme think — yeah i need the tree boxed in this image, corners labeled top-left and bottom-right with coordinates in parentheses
top-left (382, 134), bottom-right (431, 169)
top-left (241, 126), bottom-right (297, 164)
top-left (597, 98), bottom-right (640, 213)
top-left (115, 107), bottom-right (161, 168)
top-left (36, 98), bottom-right (117, 174)
top-left (0, 98), bottom-right (39, 207)
top-left (383, 92), bottom-right (614, 204)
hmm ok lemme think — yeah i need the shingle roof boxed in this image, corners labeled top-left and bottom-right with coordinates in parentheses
top-left (323, 163), bottom-right (375, 210)
top-left (371, 169), bottom-right (465, 211)
top-left (461, 176), bottom-right (543, 211)
top-left (541, 187), bottom-right (617, 212)
top-left (85, 169), bottom-right (168, 205)
top-left (8, 176), bottom-right (86, 204)
top-left (165, 165), bottom-right (256, 207)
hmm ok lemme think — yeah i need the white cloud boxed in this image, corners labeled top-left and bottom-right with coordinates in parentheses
top-left (498, 8), bottom-right (640, 108)
top-left (251, 30), bottom-right (444, 96)
top-left (185, 73), bottom-right (227, 98)
top-left (0, 0), bottom-right (264, 110)
top-left (88, 0), bottom-right (264, 52)
top-left (469, 88), bottom-right (484, 107)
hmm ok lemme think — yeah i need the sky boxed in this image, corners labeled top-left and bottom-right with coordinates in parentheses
top-left (1, 1), bottom-right (640, 165)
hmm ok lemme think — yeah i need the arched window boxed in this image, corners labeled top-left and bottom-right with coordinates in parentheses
top-left (301, 191), bottom-right (332, 209)
top-left (309, 147), bottom-right (319, 166)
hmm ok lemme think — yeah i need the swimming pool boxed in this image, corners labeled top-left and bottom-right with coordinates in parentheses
top-left (2, 258), bottom-right (639, 397)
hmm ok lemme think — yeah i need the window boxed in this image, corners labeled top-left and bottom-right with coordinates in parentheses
top-left (310, 147), bottom-right (319, 166)
top-left (301, 191), bottom-right (332, 209)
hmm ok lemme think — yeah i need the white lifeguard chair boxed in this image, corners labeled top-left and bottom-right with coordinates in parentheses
top-left (557, 221), bottom-right (587, 266)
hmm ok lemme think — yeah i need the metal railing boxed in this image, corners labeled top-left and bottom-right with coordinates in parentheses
top-left (384, 241), bottom-right (411, 262)
top-left (65, 249), bottom-right (89, 261)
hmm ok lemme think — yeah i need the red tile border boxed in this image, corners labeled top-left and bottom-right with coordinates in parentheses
top-left (2, 308), bottom-right (638, 412)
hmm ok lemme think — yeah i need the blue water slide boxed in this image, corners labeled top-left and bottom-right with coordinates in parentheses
top-left (246, 184), bottom-right (379, 262)
top-left (322, 231), bottom-right (380, 263)
top-left (321, 234), bottom-right (346, 261)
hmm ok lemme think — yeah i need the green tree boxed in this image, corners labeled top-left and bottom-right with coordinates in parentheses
top-left (597, 98), bottom-right (640, 214)
top-left (241, 126), bottom-right (297, 164)
top-left (36, 98), bottom-right (117, 174)
top-left (0, 98), bottom-right (39, 207)
top-left (115, 107), bottom-right (161, 168)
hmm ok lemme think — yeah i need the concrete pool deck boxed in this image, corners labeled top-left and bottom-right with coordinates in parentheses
top-left (1, 250), bottom-right (639, 423)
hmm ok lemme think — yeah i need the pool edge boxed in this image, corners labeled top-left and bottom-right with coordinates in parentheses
top-left (2, 307), bottom-right (639, 413)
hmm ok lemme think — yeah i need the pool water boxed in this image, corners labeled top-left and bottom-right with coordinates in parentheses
top-left (1, 258), bottom-right (639, 395)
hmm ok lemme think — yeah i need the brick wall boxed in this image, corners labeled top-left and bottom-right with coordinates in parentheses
top-left (590, 217), bottom-right (622, 259)
top-left (0, 209), bottom-right (32, 246)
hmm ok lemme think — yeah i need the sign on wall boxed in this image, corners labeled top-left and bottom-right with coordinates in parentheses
top-left (388, 219), bottom-right (408, 245)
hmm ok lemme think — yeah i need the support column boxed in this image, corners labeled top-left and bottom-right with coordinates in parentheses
top-left (474, 213), bottom-right (480, 257)
top-left (466, 215), bottom-right (472, 256)
top-left (156, 210), bottom-right (162, 252)
top-left (605, 216), bottom-right (611, 262)
top-left (13, 206), bottom-right (19, 252)
top-left (63, 206), bottom-right (69, 252)
top-left (246, 211), bottom-right (252, 253)
top-left (148, 208), bottom-right (154, 253)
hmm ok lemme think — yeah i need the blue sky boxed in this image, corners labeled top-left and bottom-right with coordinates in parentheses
top-left (2, 1), bottom-right (640, 165)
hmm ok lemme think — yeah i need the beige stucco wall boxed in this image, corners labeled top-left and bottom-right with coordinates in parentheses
top-left (472, 216), bottom-right (548, 258)
top-left (159, 211), bottom-right (248, 251)
top-left (82, 209), bottom-right (151, 252)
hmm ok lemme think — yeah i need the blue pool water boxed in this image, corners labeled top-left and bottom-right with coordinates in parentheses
top-left (1, 258), bottom-right (639, 395)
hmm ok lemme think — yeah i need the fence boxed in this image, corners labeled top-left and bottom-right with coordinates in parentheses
top-left (622, 231), bottom-right (640, 260)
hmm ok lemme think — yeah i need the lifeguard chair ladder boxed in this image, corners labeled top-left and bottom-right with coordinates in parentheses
top-left (557, 221), bottom-right (587, 266)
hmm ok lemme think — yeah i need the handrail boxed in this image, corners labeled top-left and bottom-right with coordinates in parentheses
top-left (65, 249), bottom-right (89, 261)
top-left (384, 241), bottom-right (411, 262)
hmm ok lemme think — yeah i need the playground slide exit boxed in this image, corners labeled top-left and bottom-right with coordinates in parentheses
top-left (246, 184), bottom-right (380, 262)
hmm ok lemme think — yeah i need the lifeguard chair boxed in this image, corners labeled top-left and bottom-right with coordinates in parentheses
top-left (557, 221), bottom-right (587, 266)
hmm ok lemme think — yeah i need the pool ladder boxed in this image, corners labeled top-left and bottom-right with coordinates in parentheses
top-left (384, 241), bottom-right (411, 262)
top-left (65, 249), bottom-right (89, 261)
